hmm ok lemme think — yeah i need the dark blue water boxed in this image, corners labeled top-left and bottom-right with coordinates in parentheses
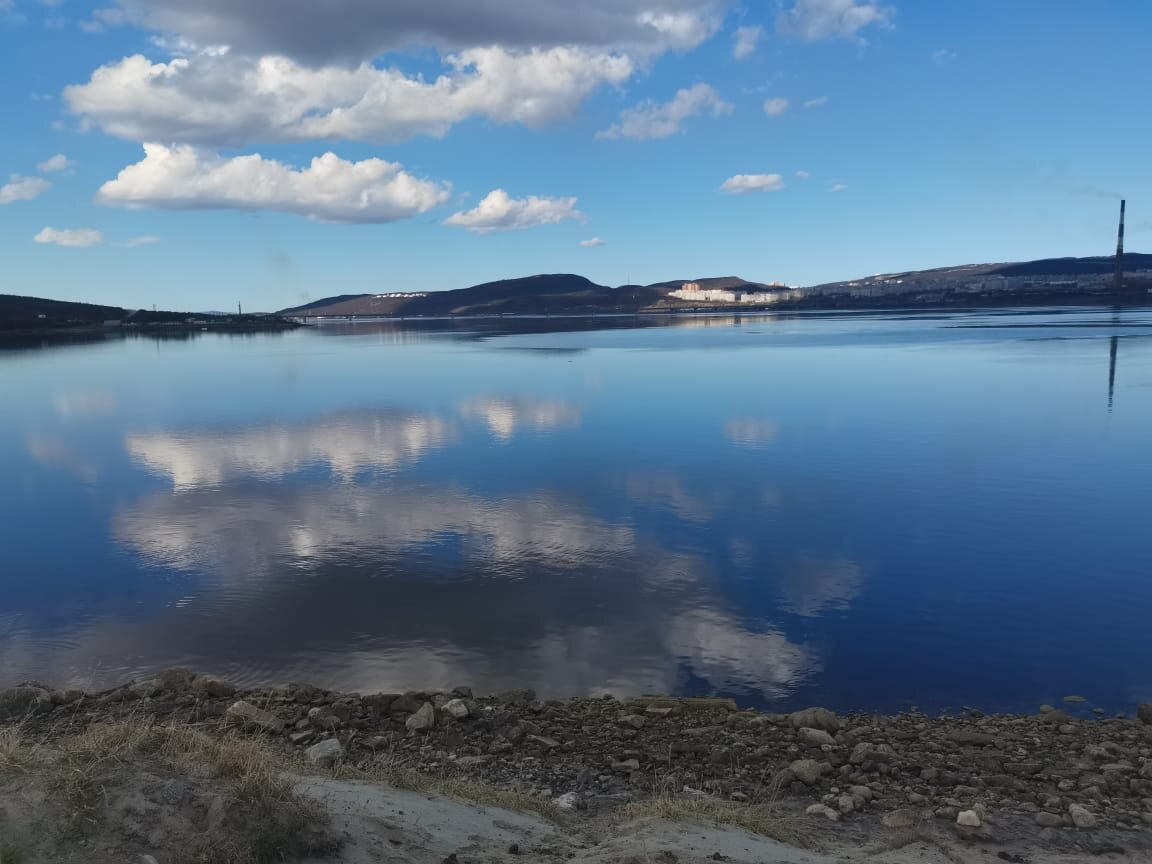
top-left (2, 309), bottom-right (1151, 715)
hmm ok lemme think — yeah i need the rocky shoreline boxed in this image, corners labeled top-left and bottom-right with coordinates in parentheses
top-left (4, 674), bottom-right (1152, 856)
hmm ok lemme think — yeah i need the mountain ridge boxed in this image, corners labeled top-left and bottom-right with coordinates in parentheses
top-left (280, 253), bottom-right (1151, 317)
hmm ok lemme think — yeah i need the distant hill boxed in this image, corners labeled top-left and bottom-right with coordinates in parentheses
top-left (280, 273), bottom-right (815, 318)
top-left (0, 293), bottom-right (300, 335)
top-left (807, 252), bottom-right (1152, 302)
top-left (990, 253), bottom-right (1152, 278)
top-left (280, 294), bottom-right (374, 314)
top-left (281, 274), bottom-right (677, 317)
top-left (0, 293), bottom-right (126, 328)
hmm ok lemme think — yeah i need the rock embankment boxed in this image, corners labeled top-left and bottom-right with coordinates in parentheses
top-left (6, 675), bottom-right (1152, 845)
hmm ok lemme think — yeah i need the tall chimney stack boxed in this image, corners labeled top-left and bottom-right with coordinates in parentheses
top-left (1115, 199), bottom-right (1126, 293)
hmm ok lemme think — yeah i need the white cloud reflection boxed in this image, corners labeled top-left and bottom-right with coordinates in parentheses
top-left (725, 418), bottom-right (779, 446)
top-left (459, 396), bottom-right (581, 440)
top-left (777, 554), bottom-right (863, 617)
top-left (114, 483), bottom-right (634, 578)
top-left (53, 390), bottom-right (118, 420)
top-left (126, 409), bottom-right (453, 489)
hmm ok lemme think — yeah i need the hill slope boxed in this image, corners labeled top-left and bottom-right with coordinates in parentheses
top-left (0, 293), bottom-right (126, 328)
top-left (282, 274), bottom-right (675, 317)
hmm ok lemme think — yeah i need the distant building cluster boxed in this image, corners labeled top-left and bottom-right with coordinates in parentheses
top-left (670, 281), bottom-right (802, 304)
top-left (375, 292), bottom-right (428, 299)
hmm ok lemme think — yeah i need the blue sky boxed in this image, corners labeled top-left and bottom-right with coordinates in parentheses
top-left (1, 0), bottom-right (1149, 312)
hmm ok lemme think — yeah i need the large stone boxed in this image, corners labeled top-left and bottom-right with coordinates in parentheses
top-left (789, 707), bottom-right (840, 733)
top-left (496, 689), bottom-right (537, 705)
top-left (1035, 812), bottom-right (1063, 828)
top-left (0, 686), bottom-right (52, 721)
top-left (789, 759), bottom-right (831, 785)
top-left (225, 701), bottom-right (285, 734)
top-left (1068, 803), bottom-right (1098, 829)
top-left (799, 727), bottom-right (835, 747)
top-left (1137, 704), bottom-right (1152, 725)
top-left (443, 698), bottom-right (470, 720)
top-left (849, 743), bottom-right (875, 765)
top-left (304, 738), bottom-right (343, 768)
top-left (405, 702), bottom-right (436, 732)
top-left (618, 714), bottom-right (647, 730)
top-left (956, 810), bottom-right (982, 828)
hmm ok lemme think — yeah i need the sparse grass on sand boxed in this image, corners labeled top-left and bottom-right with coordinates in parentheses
top-left (332, 757), bottom-right (559, 819)
top-left (622, 795), bottom-right (805, 847)
top-left (0, 718), bottom-right (331, 864)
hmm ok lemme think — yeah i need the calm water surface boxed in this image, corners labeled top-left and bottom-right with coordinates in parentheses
top-left (2, 309), bottom-right (1151, 714)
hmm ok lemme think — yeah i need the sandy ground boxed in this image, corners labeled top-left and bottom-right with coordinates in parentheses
top-left (296, 778), bottom-right (1151, 864)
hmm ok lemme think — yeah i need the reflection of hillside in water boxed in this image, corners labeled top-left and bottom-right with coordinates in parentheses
top-left (308, 313), bottom-right (787, 343)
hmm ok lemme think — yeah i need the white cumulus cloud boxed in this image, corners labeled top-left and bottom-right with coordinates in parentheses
top-left (763, 96), bottom-right (789, 117)
top-left (34, 227), bottom-right (104, 247)
top-left (0, 175), bottom-right (50, 204)
top-left (96, 144), bottom-right (452, 223)
top-left (445, 189), bottom-right (584, 234)
top-left (579, 237), bottom-right (606, 247)
top-left (37, 154), bottom-right (73, 173)
top-left (720, 174), bottom-right (786, 195)
top-left (67, 48), bottom-right (635, 147)
top-left (795, 170), bottom-right (810, 179)
top-left (777, 0), bottom-right (893, 41)
top-left (597, 82), bottom-right (732, 140)
top-left (830, 182), bottom-right (848, 192)
top-left (732, 25), bottom-right (762, 59)
top-left (804, 95), bottom-right (829, 108)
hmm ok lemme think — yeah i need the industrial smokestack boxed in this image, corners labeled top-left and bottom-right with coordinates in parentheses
top-left (1115, 199), bottom-right (1126, 293)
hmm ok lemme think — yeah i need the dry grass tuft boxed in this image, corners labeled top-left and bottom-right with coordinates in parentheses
top-left (621, 795), bottom-right (805, 847)
top-left (0, 719), bottom-right (332, 864)
top-left (335, 760), bottom-right (559, 820)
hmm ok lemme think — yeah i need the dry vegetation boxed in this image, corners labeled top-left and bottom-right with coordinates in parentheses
top-left (621, 794), bottom-right (804, 847)
top-left (0, 718), bottom-right (332, 864)
top-left (331, 753), bottom-right (560, 819)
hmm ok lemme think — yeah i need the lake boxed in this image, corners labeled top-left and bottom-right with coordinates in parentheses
top-left (2, 308), bottom-right (1151, 715)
